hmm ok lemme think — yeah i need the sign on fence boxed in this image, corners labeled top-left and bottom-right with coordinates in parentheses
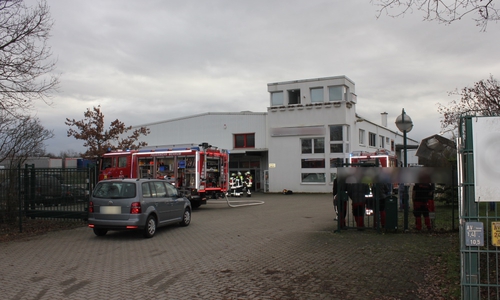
top-left (465, 222), bottom-right (484, 247)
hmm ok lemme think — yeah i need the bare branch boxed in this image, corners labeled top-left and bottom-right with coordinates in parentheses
top-left (372, 0), bottom-right (500, 30)
top-left (437, 75), bottom-right (500, 131)
top-left (0, 0), bottom-right (59, 115)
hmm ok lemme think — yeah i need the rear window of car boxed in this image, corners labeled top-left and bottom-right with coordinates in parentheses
top-left (93, 182), bottom-right (136, 199)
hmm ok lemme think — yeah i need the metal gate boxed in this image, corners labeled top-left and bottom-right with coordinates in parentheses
top-left (459, 116), bottom-right (500, 300)
top-left (0, 164), bottom-right (96, 226)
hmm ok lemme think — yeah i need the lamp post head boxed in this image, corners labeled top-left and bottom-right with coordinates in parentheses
top-left (395, 110), bottom-right (413, 133)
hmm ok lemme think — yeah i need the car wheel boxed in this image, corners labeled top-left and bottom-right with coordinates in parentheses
top-left (144, 215), bottom-right (157, 238)
top-left (93, 228), bottom-right (108, 236)
top-left (179, 208), bottom-right (191, 227)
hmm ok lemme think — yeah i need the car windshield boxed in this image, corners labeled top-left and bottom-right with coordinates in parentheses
top-left (93, 182), bottom-right (136, 199)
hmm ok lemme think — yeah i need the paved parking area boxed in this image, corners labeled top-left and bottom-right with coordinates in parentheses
top-left (0, 193), bottom-right (453, 299)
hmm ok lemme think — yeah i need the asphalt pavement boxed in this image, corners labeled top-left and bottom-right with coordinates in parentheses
top-left (0, 193), bottom-right (453, 300)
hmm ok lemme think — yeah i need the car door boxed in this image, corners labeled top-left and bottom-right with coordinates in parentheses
top-left (166, 183), bottom-right (184, 221)
top-left (151, 181), bottom-right (171, 223)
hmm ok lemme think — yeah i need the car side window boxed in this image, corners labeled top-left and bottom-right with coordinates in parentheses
top-left (153, 181), bottom-right (167, 197)
top-left (165, 183), bottom-right (177, 197)
top-left (142, 182), bottom-right (152, 198)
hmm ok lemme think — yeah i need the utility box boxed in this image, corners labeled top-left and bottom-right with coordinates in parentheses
top-left (385, 195), bottom-right (398, 231)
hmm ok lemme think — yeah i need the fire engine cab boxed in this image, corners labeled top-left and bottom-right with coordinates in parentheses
top-left (99, 143), bottom-right (229, 208)
top-left (348, 150), bottom-right (398, 167)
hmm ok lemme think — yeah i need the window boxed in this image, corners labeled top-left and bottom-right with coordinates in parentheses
top-left (301, 173), bottom-right (326, 183)
top-left (330, 158), bottom-right (346, 168)
top-left (328, 86), bottom-right (344, 101)
top-left (330, 144), bottom-right (343, 153)
top-left (288, 89), bottom-right (300, 105)
top-left (369, 132), bottom-right (376, 147)
top-left (310, 87), bottom-right (324, 103)
top-left (301, 138), bottom-right (324, 154)
top-left (380, 135), bottom-right (385, 148)
top-left (330, 125), bottom-right (343, 141)
top-left (234, 133), bottom-right (255, 148)
top-left (301, 158), bottom-right (325, 168)
top-left (118, 157), bottom-right (127, 168)
top-left (359, 129), bottom-right (365, 145)
top-left (271, 92), bottom-right (284, 106)
top-left (142, 182), bottom-right (152, 197)
top-left (329, 125), bottom-right (345, 153)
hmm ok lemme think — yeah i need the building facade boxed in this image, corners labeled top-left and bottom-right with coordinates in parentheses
top-left (133, 76), bottom-right (418, 193)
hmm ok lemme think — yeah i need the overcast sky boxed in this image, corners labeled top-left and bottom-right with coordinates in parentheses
top-left (28, 0), bottom-right (500, 155)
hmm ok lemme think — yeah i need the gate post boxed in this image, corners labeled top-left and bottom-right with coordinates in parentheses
top-left (460, 116), bottom-right (480, 300)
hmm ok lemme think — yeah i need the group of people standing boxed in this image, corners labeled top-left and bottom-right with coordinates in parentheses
top-left (229, 171), bottom-right (253, 197)
top-left (333, 179), bottom-right (435, 231)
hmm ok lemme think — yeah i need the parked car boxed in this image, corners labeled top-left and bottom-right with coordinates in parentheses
top-left (88, 178), bottom-right (191, 238)
top-left (61, 184), bottom-right (88, 204)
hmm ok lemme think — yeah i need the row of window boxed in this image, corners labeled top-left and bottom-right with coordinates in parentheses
top-left (358, 129), bottom-right (394, 150)
top-left (271, 85), bottom-right (347, 106)
top-left (301, 125), bottom-right (350, 155)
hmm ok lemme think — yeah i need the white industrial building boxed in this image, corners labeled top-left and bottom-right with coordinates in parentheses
top-left (133, 75), bottom-right (418, 193)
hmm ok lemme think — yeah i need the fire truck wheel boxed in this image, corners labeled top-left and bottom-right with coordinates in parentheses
top-left (179, 208), bottom-right (191, 227)
top-left (143, 215), bottom-right (157, 238)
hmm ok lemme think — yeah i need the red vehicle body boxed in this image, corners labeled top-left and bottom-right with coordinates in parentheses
top-left (348, 150), bottom-right (398, 167)
top-left (99, 144), bottom-right (229, 208)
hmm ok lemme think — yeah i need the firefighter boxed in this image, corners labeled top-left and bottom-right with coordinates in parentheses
top-left (235, 172), bottom-right (244, 197)
top-left (345, 182), bottom-right (370, 230)
top-left (243, 171), bottom-right (252, 197)
top-left (229, 173), bottom-right (237, 197)
top-left (412, 183), bottom-right (434, 231)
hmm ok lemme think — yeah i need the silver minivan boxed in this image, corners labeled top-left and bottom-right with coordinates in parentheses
top-left (88, 178), bottom-right (191, 238)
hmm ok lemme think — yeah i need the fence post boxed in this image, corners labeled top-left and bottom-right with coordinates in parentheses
top-left (18, 164), bottom-right (22, 233)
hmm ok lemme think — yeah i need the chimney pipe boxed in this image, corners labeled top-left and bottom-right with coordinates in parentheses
top-left (381, 112), bottom-right (388, 127)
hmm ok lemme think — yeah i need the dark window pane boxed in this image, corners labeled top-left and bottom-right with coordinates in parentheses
top-left (302, 139), bottom-right (312, 153)
top-left (330, 144), bottom-right (343, 153)
top-left (247, 134), bottom-right (255, 147)
top-left (330, 125), bottom-right (343, 141)
top-left (314, 138), bottom-right (324, 153)
top-left (235, 135), bottom-right (245, 148)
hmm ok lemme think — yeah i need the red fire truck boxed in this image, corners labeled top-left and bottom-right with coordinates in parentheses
top-left (98, 143), bottom-right (230, 208)
top-left (348, 150), bottom-right (398, 167)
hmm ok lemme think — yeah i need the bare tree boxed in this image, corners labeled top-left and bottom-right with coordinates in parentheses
top-left (0, 112), bottom-right (54, 168)
top-left (437, 75), bottom-right (500, 130)
top-left (0, 0), bottom-right (59, 115)
top-left (65, 106), bottom-right (150, 160)
top-left (372, 0), bottom-right (500, 30)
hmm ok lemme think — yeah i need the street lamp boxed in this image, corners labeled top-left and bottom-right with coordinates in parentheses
top-left (395, 109), bottom-right (413, 167)
top-left (395, 108), bottom-right (413, 231)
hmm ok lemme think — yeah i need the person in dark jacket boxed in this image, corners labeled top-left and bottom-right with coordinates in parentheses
top-left (412, 183), bottom-right (434, 230)
top-left (333, 177), bottom-right (347, 228)
top-left (345, 183), bottom-right (370, 229)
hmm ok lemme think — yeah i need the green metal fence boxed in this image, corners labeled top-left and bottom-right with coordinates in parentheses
top-left (0, 164), bottom-right (97, 231)
top-left (459, 116), bottom-right (500, 300)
